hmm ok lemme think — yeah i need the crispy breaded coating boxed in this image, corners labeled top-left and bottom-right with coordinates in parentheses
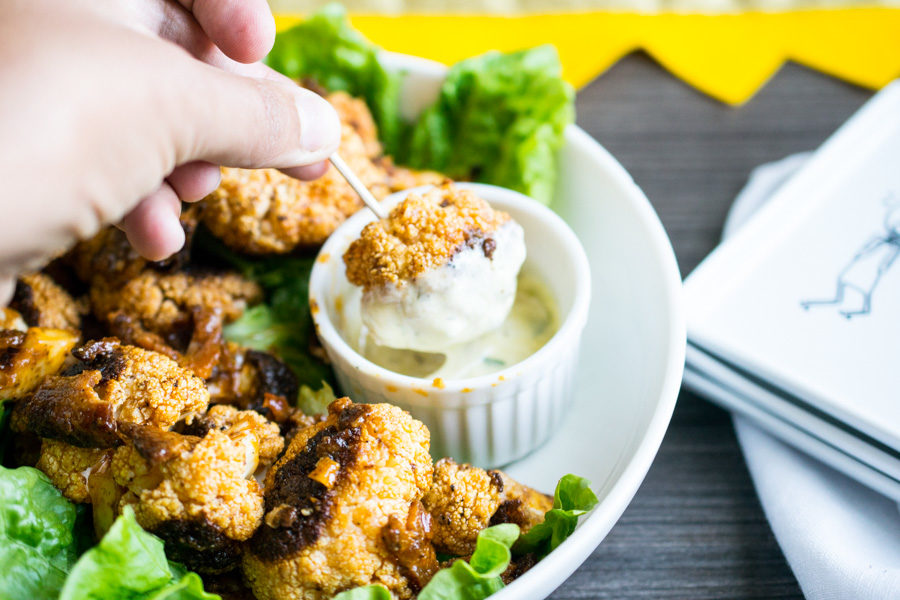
top-left (422, 458), bottom-right (503, 556)
top-left (90, 269), bottom-right (261, 337)
top-left (200, 102), bottom-right (391, 254)
top-left (112, 420), bottom-right (269, 572)
top-left (35, 438), bottom-right (114, 503)
top-left (422, 458), bottom-right (553, 557)
top-left (11, 338), bottom-right (209, 447)
top-left (207, 347), bottom-right (299, 422)
top-left (11, 273), bottom-right (84, 331)
top-left (343, 183), bottom-right (511, 289)
top-left (242, 398), bottom-right (435, 600)
top-left (0, 327), bottom-right (78, 401)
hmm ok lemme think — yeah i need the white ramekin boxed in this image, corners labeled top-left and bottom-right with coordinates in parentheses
top-left (309, 183), bottom-right (591, 467)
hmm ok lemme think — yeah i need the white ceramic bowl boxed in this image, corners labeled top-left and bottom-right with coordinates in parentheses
top-left (310, 183), bottom-right (591, 467)
top-left (322, 52), bottom-right (685, 599)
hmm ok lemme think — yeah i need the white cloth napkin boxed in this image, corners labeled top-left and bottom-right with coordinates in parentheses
top-left (724, 154), bottom-right (900, 600)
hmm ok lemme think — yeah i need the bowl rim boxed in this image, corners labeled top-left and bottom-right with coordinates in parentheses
top-left (327, 51), bottom-right (686, 599)
top-left (309, 182), bottom-right (592, 399)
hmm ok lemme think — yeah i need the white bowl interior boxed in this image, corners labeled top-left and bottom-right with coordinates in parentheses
top-left (373, 52), bottom-right (685, 599)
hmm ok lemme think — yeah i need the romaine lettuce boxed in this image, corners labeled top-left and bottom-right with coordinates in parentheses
top-left (401, 46), bottom-right (573, 205)
top-left (514, 474), bottom-right (598, 557)
top-left (59, 506), bottom-right (218, 600)
top-left (0, 466), bottom-right (79, 600)
top-left (333, 585), bottom-right (393, 600)
top-left (266, 3), bottom-right (402, 156)
top-left (267, 6), bottom-right (573, 205)
top-left (418, 523), bottom-right (520, 600)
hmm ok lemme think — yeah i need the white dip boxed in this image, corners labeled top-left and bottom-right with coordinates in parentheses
top-left (360, 220), bottom-right (527, 352)
top-left (338, 269), bottom-right (559, 380)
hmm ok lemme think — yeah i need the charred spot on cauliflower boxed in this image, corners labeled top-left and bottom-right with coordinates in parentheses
top-left (11, 338), bottom-right (209, 447)
top-left (242, 398), bottom-right (435, 600)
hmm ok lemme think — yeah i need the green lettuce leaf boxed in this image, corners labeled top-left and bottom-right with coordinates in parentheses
top-left (401, 45), bottom-right (574, 205)
top-left (0, 466), bottom-right (79, 600)
top-left (514, 474), bottom-right (598, 557)
top-left (59, 506), bottom-right (218, 600)
top-left (418, 523), bottom-right (520, 600)
top-left (266, 3), bottom-right (401, 155)
top-left (333, 585), bottom-right (393, 600)
top-left (297, 381), bottom-right (338, 416)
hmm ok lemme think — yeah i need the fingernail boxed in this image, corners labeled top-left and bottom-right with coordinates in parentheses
top-left (288, 89), bottom-right (341, 166)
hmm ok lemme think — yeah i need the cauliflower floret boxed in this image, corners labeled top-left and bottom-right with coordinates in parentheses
top-left (35, 438), bottom-right (114, 503)
top-left (421, 458), bottom-right (504, 556)
top-left (343, 183), bottom-right (525, 352)
top-left (242, 398), bottom-right (435, 600)
top-left (422, 458), bottom-right (553, 557)
top-left (11, 273), bottom-right (84, 331)
top-left (179, 404), bottom-right (284, 466)
top-left (90, 269), bottom-right (261, 340)
top-left (0, 327), bottom-right (79, 401)
top-left (11, 338), bottom-right (209, 447)
top-left (112, 418), bottom-right (270, 573)
top-left (200, 94), bottom-right (392, 254)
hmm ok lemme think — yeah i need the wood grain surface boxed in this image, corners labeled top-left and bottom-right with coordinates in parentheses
top-left (550, 53), bottom-right (872, 599)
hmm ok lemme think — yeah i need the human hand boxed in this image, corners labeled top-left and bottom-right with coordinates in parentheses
top-left (0, 0), bottom-right (341, 301)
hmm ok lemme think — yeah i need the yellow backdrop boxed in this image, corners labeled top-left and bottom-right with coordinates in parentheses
top-left (274, 10), bottom-right (900, 104)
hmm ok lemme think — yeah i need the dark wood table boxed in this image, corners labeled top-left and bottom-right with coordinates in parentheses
top-left (550, 54), bottom-right (872, 599)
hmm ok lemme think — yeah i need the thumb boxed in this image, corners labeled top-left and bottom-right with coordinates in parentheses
top-left (173, 60), bottom-right (341, 170)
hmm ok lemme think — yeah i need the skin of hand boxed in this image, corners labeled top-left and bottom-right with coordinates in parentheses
top-left (0, 0), bottom-right (342, 302)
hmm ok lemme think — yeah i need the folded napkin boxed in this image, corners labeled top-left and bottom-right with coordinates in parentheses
top-left (726, 155), bottom-right (900, 600)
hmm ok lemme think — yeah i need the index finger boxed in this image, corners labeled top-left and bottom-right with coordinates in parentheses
top-left (174, 0), bottom-right (275, 64)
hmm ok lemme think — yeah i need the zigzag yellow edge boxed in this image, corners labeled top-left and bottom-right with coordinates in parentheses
top-left (275, 9), bottom-right (900, 104)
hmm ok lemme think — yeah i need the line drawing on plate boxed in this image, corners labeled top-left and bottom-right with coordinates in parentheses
top-left (801, 193), bottom-right (900, 319)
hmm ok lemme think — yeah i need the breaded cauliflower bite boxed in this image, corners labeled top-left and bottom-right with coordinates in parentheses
top-left (242, 398), bottom-right (436, 600)
top-left (422, 458), bottom-right (553, 557)
top-left (200, 96), bottom-right (391, 255)
top-left (343, 183), bottom-right (527, 351)
top-left (11, 338), bottom-right (209, 447)
top-left (11, 273), bottom-right (84, 331)
top-left (112, 414), bottom-right (276, 573)
top-left (178, 404), bottom-right (284, 466)
top-left (0, 327), bottom-right (79, 401)
top-left (90, 269), bottom-right (261, 339)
